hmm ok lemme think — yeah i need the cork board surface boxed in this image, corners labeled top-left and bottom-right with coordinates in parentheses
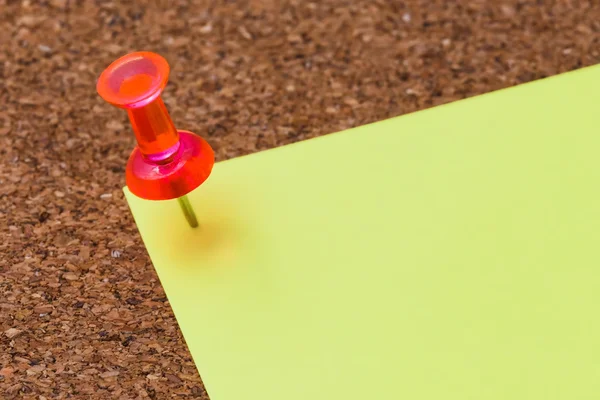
top-left (1, 0), bottom-right (599, 399)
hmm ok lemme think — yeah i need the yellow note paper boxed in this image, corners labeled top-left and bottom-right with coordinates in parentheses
top-left (125, 65), bottom-right (600, 400)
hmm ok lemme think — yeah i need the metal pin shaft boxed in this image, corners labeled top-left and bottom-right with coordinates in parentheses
top-left (177, 195), bottom-right (198, 228)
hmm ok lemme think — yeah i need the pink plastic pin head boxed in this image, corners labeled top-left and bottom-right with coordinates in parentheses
top-left (97, 51), bottom-right (214, 202)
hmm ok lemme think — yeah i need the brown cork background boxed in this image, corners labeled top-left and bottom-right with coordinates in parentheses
top-left (1, 0), bottom-right (599, 398)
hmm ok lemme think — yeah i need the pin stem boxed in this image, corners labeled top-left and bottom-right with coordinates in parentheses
top-left (177, 195), bottom-right (198, 228)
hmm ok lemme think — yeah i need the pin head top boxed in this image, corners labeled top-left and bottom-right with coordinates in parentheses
top-left (97, 51), bottom-right (169, 109)
top-left (97, 52), bottom-right (214, 201)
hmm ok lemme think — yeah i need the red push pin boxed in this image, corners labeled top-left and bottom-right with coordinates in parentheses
top-left (97, 52), bottom-right (214, 228)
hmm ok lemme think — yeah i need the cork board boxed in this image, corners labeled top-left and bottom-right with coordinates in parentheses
top-left (1, 0), bottom-right (600, 399)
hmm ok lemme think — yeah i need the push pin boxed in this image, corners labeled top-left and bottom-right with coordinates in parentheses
top-left (97, 51), bottom-right (214, 228)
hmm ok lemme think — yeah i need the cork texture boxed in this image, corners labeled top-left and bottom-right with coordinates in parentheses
top-left (1, 0), bottom-right (599, 398)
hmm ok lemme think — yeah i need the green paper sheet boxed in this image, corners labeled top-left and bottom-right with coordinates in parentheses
top-left (124, 65), bottom-right (600, 400)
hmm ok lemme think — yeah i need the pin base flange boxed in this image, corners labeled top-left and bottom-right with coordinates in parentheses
top-left (126, 131), bottom-right (215, 201)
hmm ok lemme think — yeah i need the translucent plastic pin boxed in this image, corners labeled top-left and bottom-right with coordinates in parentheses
top-left (97, 51), bottom-right (214, 228)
